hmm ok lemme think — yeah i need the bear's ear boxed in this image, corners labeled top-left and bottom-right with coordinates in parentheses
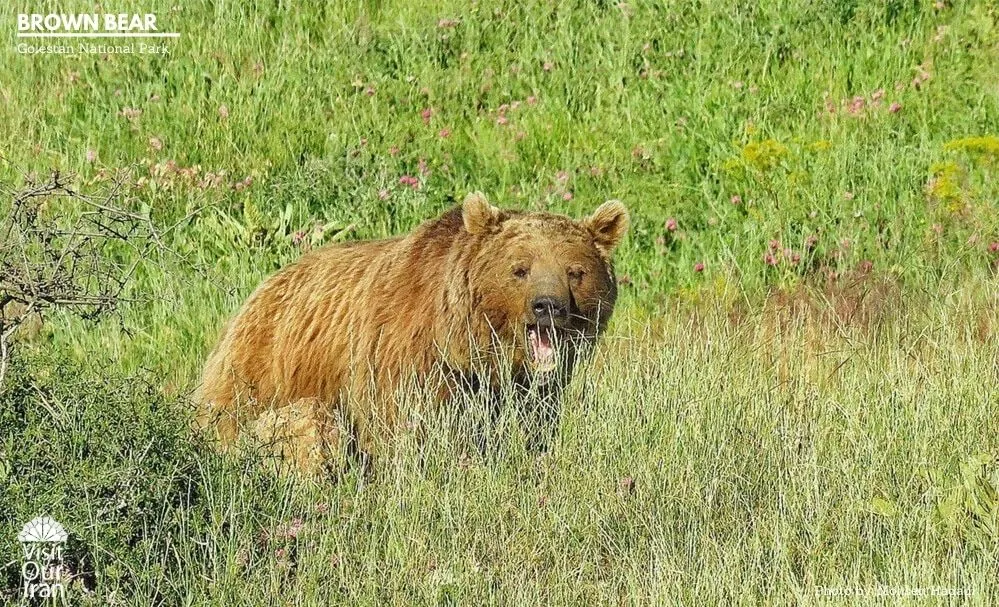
top-left (584, 200), bottom-right (630, 253)
top-left (462, 192), bottom-right (503, 235)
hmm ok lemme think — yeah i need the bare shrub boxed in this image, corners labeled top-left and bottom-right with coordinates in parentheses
top-left (0, 170), bottom-right (158, 389)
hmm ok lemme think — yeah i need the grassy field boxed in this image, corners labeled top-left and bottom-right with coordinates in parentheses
top-left (2, 0), bottom-right (998, 604)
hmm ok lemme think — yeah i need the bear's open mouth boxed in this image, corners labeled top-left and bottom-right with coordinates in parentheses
top-left (526, 324), bottom-right (558, 373)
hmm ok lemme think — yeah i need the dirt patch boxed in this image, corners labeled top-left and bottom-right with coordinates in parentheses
top-left (761, 266), bottom-right (904, 336)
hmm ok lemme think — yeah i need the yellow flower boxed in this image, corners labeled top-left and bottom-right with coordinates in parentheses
top-left (925, 161), bottom-right (965, 213)
top-left (741, 139), bottom-right (788, 172)
top-left (943, 135), bottom-right (999, 157)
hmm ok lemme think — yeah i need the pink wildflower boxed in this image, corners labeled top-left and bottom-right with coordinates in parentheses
top-left (275, 518), bottom-right (305, 540)
top-left (847, 96), bottom-right (866, 115)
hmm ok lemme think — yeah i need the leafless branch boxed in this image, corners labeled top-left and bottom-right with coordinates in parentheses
top-left (0, 169), bottom-right (165, 390)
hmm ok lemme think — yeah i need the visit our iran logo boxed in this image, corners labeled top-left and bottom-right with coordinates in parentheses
top-left (18, 516), bottom-right (69, 600)
top-left (18, 516), bottom-right (68, 543)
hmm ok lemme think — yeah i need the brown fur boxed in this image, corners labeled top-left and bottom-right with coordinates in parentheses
top-left (195, 193), bottom-right (628, 471)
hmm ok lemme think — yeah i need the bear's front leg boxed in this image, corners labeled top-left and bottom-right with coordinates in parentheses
top-left (518, 381), bottom-right (564, 454)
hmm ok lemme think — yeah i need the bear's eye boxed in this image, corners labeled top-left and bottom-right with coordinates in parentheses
top-left (567, 266), bottom-right (586, 281)
top-left (512, 265), bottom-right (530, 279)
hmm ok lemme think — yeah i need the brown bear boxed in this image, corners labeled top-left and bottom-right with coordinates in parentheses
top-left (195, 193), bottom-right (629, 472)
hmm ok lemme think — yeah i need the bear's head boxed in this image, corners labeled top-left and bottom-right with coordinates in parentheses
top-left (460, 192), bottom-right (629, 380)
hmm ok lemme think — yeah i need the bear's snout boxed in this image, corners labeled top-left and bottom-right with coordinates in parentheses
top-left (531, 295), bottom-right (568, 326)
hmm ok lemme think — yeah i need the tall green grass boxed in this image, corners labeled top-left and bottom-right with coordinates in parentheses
top-left (3, 294), bottom-right (997, 604)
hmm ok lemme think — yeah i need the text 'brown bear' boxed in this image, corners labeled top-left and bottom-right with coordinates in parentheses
top-left (195, 193), bottom-right (629, 475)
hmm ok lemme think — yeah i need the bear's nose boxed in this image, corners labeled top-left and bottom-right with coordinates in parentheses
top-left (532, 296), bottom-right (567, 322)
